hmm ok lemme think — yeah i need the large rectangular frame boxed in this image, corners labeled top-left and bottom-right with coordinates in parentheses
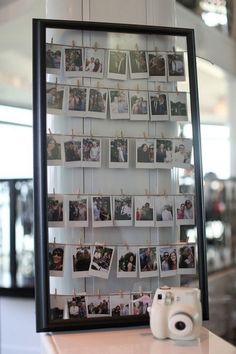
top-left (33, 18), bottom-right (208, 332)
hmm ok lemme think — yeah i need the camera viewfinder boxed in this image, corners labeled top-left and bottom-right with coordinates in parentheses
top-left (157, 294), bottom-right (162, 300)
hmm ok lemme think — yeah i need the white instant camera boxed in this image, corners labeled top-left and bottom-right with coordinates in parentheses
top-left (148, 286), bottom-right (202, 340)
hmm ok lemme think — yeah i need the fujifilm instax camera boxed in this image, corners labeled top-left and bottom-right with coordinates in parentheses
top-left (148, 286), bottom-right (202, 340)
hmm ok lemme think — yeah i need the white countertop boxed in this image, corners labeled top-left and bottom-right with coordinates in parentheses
top-left (41, 326), bottom-right (236, 354)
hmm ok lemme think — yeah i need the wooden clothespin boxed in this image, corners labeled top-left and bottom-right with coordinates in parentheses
top-left (135, 43), bottom-right (139, 52)
top-left (51, 37), bottom-right (54, 45)
top-left (120, 188), bottom-right (124, 196)
top-left (54, 288), bottom-right (57, 298)
top-left (53, 237), bottom-right (56, 245)
top-left (72, 40), bottom-right (76, 47)
top-left (139, 285), bottom-right (143, 296)
top-left (97, 289), bottom-right (101, 299)
top-left (77, 80), bottom-right (80, 87)
top-left (120, 131), bottom-right (124, 139)
top-left (48, 128), bottom-right (53, 136)
top-left (119, 289), bottom-right (124, 298)
top-left (94, 42), bottom-right (98, 51)
top-left (143, 131), bottom-right (148, 140)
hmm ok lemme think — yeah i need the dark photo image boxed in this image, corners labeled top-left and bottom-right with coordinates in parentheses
top-left (73, 246), bottom-right (91, 273)
top-left (47, 136), bottom-right (62, 161)
top-left (108, 50), bottom-right (127, 75)
top-left (47, 85), bottom-right (64, 111)
top-left (82, 138), bottom-right (100, 162)
top-left (118, 249), bottom-right (136, 273)
top-left (48, 196), bottom-right (63, 222)
top-left (64, 140), bottom-right (81, 162)
top-left (50, 295), bottom-right (65, 320)
top-left (68, 296), bottom-right (87, 319)
top-left (139, 247), bottom-right (158, 272)
top-left (86, 295), bottom-right (110, 317)
top-left (136, 139), bottom-right (155, 164)
top-left (110, 138), bottom-right (128, 163)
top-left (92, 196), bottom-right (112, 222)
top-left (49, 245), bottom-right (64, 272)
top-left (150, 93), bottom-right (168, 116)
top-left (136, 201), bottom-right (153, 221)
top-left (111, 294), bottom-right (130, 316)
top-left (114, 196), bottom-right (132, 221)
top-left (168, 53), bottom-right (185, 77)
top-left (65, 48), bottom-right (83, 73)
top-left (129, 50), bottom-right (148, 73)
top-left (179, 246), bottom-right (195, 269)
top-left (148, 53), bottom-right (166, 78)
top-left (68, 87), bottom-right (87, 112)
top-left (46, 46), bottom-right (61, 69)
top-left (69, 198), bottom-right (87, 222)
top-left (90, 245), bottom-right (114, 274)
top-left (156, 139), bottom-right (173, 163)
top-left (88, 88), bottom-right (107, 113)
top-left (169, 93), bottom-right (187, 118)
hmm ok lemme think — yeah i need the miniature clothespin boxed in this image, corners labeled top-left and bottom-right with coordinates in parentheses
top-left (94, 42), bottom-right (98, 51)
top-left (51, 37), bottom-right (54, 45)
top-left (97, 289), bottom-right (101, 299)
top-left (73, 288), bottom-right (76, 297)
top-left (54, 288), bottom-right (57, 298)
top-left (143, 131), bottom-right (148, 140)
top-left (72, 40), bottom-right (76, 47)
top-left (77, 188), bottom-right (80, 198)
top-left (136, 84), bottom-right (140, 93)
top-left (55, 77), bottom-right (58, 89)
top-left (120, 131), bottom-right (124, 139)
top-left (139, 285), bottom-right (143, 296)
top-left (53, 237), bottom-right (56, 245)
top-left (135, 43), bottom-right (139, 52)
top-left (119, 289), bottom-right (124, 298)
top-left (120, 188), bottom-right (124, 196)
top-left (77, 80), bottom-right (80, 87)
top-left (48, 128), bottom-right (53, 136)
top-left (90, 129), bottom-right (93, 137)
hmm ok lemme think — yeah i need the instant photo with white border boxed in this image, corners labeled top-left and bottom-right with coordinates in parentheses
top-left (117, 246), bottom-right (137, 278)
top-left (155, 196), bottom-right (174, 227)
top-left (136, 139), bottom-right (155, 169)
top-left (149, 92), bottom-right (169, 121)
top-left (138, 246), bottom-right (158, 278)
top-left (109, 90), bottom-right (130, 120)
top-left (130, 91), bottom-right (149, 121)
top-left (109, 138), bottom-right (129, 168)
top-left (169, 92), bottom-right (188, 121)
top-left (67, 295), bottom-right (87, 319)
top-left (84, 47), bottom-right (105, 78)
top-left (131, 292), bottom-right (153, 315)
top-left (87, 88), bottom-right (108, 119)
top-left (71, 244), bottom-right (91, 278)
top-left (107, 50), bottom-right (128, 80)
top-left (155, 139), bottom-right (174, 169)
top-left (46, 44), bottom-right (62, 75)
top-left (66, 195), bottom-right (88, 227)
top-left (175, 195), bottom-right (195, 225)
top-left (89, 244), bottom-right (114, 279)
top-left (47, 134), bottom-right (63, 166)
top-left (91, 196), bottom-right (113, 227)
top-left (86, 295), bottom-right (111, 317)
top-left (167, 52), bottom-right (185, 82)
top-left (62, 136), bottom-right (82, 168)
top-left (113, 195), bottom-right (133, 227)
top-left (46, 83), bottom-right (65, 115)
top-left (64, 46), bottom-right (84, 77)
top-left (47, 194), bottom-right (65, 227)
top-left (173, 139), bottom-right (192, 169)
top-left (50, 294), bottom-right (66, 320)
top-left (110, 294), bottom-right (131, 316)
top-left (66, 86), bottom-right (87, 117)
top-left (82, 137), bottom-right (101, 168)
top-left (148, 52), bottom-right (167, 81)
top-left (49, 243), bottom-right (65, 277)
top-left (159, 246), bottom-right (178, 278)
top-left (177, 245), bottom-right (196, 275)
top-left (129, 50), bottom-right (148, 79)
top-left (135, 196), bottom-right (155, 227)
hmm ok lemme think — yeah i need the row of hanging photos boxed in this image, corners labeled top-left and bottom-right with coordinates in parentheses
top-left (49, 241), bottom-right (196, 279)
top-left (46, 80), bottom-right (189, 122)
top-left (47, 132), bottom-right (193, 170)
top-left (48, 192), bottom-right (195, 228)
top-left (46, 41), bottom-right (186, 82)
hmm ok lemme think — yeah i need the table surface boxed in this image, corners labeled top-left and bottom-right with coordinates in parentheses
top-left (41, 326), bottom-right (236, 354)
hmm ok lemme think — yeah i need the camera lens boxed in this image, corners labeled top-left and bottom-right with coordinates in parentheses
top-left (175, 321), bottom-right (186, 331)
top-left (158, 294), bottom-right (162, 300)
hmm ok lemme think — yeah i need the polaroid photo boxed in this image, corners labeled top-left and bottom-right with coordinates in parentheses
top-left (67, 295), bottom-right (87, 319)
top-left (173, 139), bottom-right (192, 169)
top-left (109, 90), bottom-right (130, 120)
top-left (113, 195), bottom-right (133, 227)
top-left (129, 50), bottom-right (148, 79)
top-left (117, 246), bottom-right (137, 278)
top-left (50, 294), bottom-right (66, 320)
top-left (82, 138), bottom-right (101, 168)
top-left (156, 139), bottom-right (174, 169)
top-left (169, 92), bottom-right (188, 121)
top-left (110, 294), bottom-right (131, 316)
top-left (72, 245), bottom-right (91, 278)
top-left (87, 88), bottom-right (108, 119)
top-left (148, 52), bottom-right (167, 81)
top-left (175, 195), bottom-right (195, 226)
top-left (138, 247), bottom-right (158, 278)
top-left (86, 295), bottom-right (111, 317)
top-left (46, 83), bottom-right (65, 115)
top-left (66, 195), bottom-right (88, 227)
top-left (64, 47), bottom-right (83, 77)
top-left (84, 48), bottom-right (105, 78)
top-left (49, 243), bottom-right (65, 277)
top-left (167, 52), bottom-right (185, 81)
top-left (131, 292), bottom-right (152, 315)
top-left (109, 138), bottom-right (129, 168)
top-left (149, 92), bottom-right (169, 121)
top-left (159, 246), bottom-right (177, 277)
top-left (89, 244), bottom-right (114, 279)
top-left (62, 137), bottom-right (82, 168)
top-left (155, 196), bottom-right (174, 227)
top-left (107, 50), bottom-right (128, 80)
top-left (47, 194), bottom-right (64, 227)
top-left (130, 91), bottom-right (149, 121)
top-left (178, 245), bottom-right (196, 275)
top-left (67, 87), bottom-right (87, 117)
top-left (136, 139), bottom-right (155, 169)
top-left (91, 196), bottom-right (113, 227)
top-left (46, 44), bottom-right (62, 75)
top-left (135, 196), bottom-right (155, 227)
top-left (47, 135), bottom-right (62, 166)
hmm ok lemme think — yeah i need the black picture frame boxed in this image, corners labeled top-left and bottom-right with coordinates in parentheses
top-left (33, 18), bottom-right (208, 332)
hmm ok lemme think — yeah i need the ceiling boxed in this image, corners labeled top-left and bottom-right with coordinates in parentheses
top-left (0, 0), bottom-right (230, 125)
